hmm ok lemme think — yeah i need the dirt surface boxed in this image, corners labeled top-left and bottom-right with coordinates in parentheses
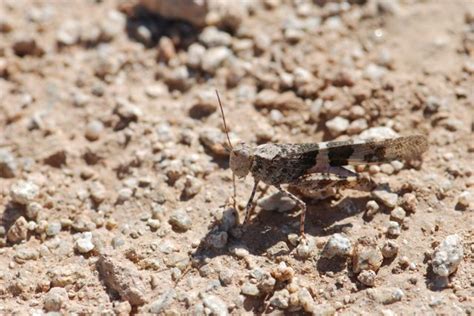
top-left (0, 0), bottom-right (473, 314)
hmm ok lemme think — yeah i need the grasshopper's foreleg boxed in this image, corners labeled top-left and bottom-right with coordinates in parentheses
top-left (276, 184), bottom-right (307, 237)
top-left (244, 179), bottom-right (260, 224)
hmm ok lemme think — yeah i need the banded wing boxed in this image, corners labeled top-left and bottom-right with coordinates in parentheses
top-left (316, 135), bottom-right (428, 166)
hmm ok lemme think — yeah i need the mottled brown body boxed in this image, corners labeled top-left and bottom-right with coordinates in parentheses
top-left (230, 135), bottom-right (428, 236)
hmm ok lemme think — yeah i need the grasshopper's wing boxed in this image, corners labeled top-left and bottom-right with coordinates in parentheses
top-left (315, 135), bottom-right (428, 166)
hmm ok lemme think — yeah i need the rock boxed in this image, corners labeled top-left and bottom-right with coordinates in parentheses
top-left (14, 245), bottom-right (40, 263)
top-left (352, 236), bottom-right (383, 273)
top-left (390, 207), bottom-right (406, 223)
top-left (367, 287), bottom-right (404, 304)
top-left (48, 266), bottom-right (86, 287)
top-left (255, 89), bottom-right (305, 111)
top-left (199, 127), bottom-right (238, 157)
top-left (208, 231), bottom-right (228, 249)
top-left (202, 294), bottom-right (228, 316)
top-left (56, 20), bottom-right (81, 46)
top-left (145, 84), bottom-right (168, 99)
top-left (219, 269), bottom-right (233, 286)
top-left (400, 193), bottom-right (417, 213)
top-left (266, 241), bottom-right (290, 257)
top-left (201, 46), bottom-right (231, 73)
top-left (44, 287), bottom-right (69, 312)
top-left (148, 289), bottom-right (176, 314)
top-left (257, 274), bottom-right (275, 293)
top-left (158, 36), bottom-right (176, 62)
top-left (372, 188), bottom-right (398, 209)
top-left (43, 148), bottom-right (67, 168)
top-left (386, 221), bottom-right (401, 238)
top-left (146, 219), bottom-right (161, 231)
top-left (381, 240), bottom-right (398, 259)
top-left (241, 282), bottom-right (260, 296)
top-left (0, 149), bottom-right (17, 178)
top-left (312, 303), bottom-right (336, 316)
top-left (12, 36), bottom-right (44, 57)
top-left (97, 254), bottom-right (148, 306)
top-left (162, 66), bottom-right (191, 91)
top-left (10, 181), bottom-right (39, 204)
top-left (258, 192), bottom-right (297, 213)
top-left (326, 116), bottom-right (350, 137)
top-left (72, 215), bottom-right (96, 232)
top-left (295, 237), bottom-right (316, 259)
top-left (457, 191), bottom-right (473, 209)
top-left (117, 187), bottom-right (133, 203)
top-left (140, 0), bottom-right (208, 27)
top-left (298, 288), bottom-right (316, 312)
top-left (431, 234), bottom-right (464, 277)
top-left (74, 232), bottom-right (95, 253)
top-left (114, 98), bottom-right (142, 124)
top-left (26, 202), bottom-right (42, 220)
top-left (180, 175), bottom-right (202, 200)
top-left (269, 289), bottom-right (290, 309)
top-left (199, 26), bottom-right (232, 47)
top-left (169, 209), bottom-right (192, 232)
top-left (358, 270), bottom-right (376, 287)
top-left (322, 233), bottom-right (352, 258)
top-left (46, 221), bottom-right (62, 237)
top-left (85, 120), bottom-right (104, 141)
top-left (348, 118), bottom-right (368, 135)
top-left (358, 127), bottom-right (398, 140)
top-left (364, 63), bottom-right (387, 81)
top-left (187, 43), bottom-right (206, 68)
top-left (189, 90), bottom-right (218, 119)
top-left (271, 262), bottom-right (294, 282)
top-left (365, 200), bottom-right (380, 218)
top-left (7, 216), bottom-right (28, 243)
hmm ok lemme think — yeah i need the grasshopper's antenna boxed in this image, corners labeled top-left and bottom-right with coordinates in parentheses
top-left (215, 90), bottom-right (236, 208)
top-left (215, 90), bottom-right (233, 150)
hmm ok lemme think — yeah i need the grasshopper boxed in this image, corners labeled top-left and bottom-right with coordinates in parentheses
top-left (216, 91), bottom-right (428, 237)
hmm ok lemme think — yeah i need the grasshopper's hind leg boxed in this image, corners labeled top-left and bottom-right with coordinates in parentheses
top-left (275, 185), bottom-right (307, 237)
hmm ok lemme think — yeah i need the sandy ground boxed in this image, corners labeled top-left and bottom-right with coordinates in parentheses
top-left (0, 0), bottom-right (473, 314)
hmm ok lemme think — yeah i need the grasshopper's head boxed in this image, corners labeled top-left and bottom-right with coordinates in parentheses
top-left (230, 142), bottom-right (253, 178)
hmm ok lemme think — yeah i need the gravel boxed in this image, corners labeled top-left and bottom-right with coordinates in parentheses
top-left (85, 120), bottom-right (104, 141)
top-left (352, 237), bottom-right (383, 273)
top-left (44, 287), bottom-right (69, 312)
top-left (326, 116), bottom-right (350, 136)
top-left (241, 282), bottom-right (260, 296)
top-left (269, 289), bottom-right (290, 309)
top-left (358, 269), bottom-right (377, 287)
top-left (74, 232), bottom-right (95, 253)
top-left (202, 294), bottom-right (229, 316)
top-left (390, 207), bottom-right (406, 223)
top-left (386, 221), bottom-right (401, 238)
top-left (46, 221), bottom-right (62, 237)
top-left (322, 233), bottom-right (352, 258)
top-left (168, 209), bottom-right (192, 232)
top-left (367, 287), bottom-right (404, 305)
top-left (381, 240), bottom-right (399, 259)
top-left (365, 200), bottom-right (380, 218)
top-left (431, 234), bottom-right (464, 277)
top-left (148, 289), bottom-right (176, 314)
top-left (0, 149), bottom-right (17, 178)
top-left (372, 188), bottom-right (398, 209)
top-left (7, 216), bottom-right (28, 243)
top-left (97, 254), bottom-right (148, 306)
top-left (10, 181), bottom-right (39, 204)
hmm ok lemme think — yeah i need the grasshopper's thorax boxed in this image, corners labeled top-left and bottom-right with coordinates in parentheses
top-left (230, 142), bottom-right (254, 178)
